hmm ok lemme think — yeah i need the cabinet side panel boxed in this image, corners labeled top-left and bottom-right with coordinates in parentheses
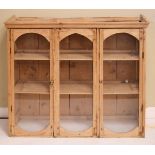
top-left (7, 29), bottom-right (13, 135)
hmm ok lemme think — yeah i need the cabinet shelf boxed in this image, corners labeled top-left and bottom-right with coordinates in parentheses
top-left (103, 81), bottom-right (139, 94)
top-left (104, 50), bottom-right (139, 61)
top-left (14, 49), bottom-right (50, 60)
top-left (60, 50), bottom-right (92, 61)
top-left (60, 81), bottom-right (93, 94)
top-left (15, 81), bottom-right (50, 94)
top-left (60, 81), bottom-right (138, 95)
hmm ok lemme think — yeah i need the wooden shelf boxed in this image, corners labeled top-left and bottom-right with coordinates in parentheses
top-left (60, 50), bottom-right (92, 60)
top-left (15, 49), bottom-right (50, 60)
top-left (60, 81), bottom-right (93, 94)
top-left (15, 81), bottom-right (138, 95)
top-left (15, 81), bottom-right (49, 94)
top-left (60, 81), bottom-right (138, 95)
top-left (103, 81), bottom-right (139, 94)
top-left (104, 50), bottom-right (139, 61)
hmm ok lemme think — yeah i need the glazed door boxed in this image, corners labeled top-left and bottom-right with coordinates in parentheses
top-left (54, 29), bottom-right (97, 137)
top-left (10, 29), bottom-right (53, 136)
top-left (99, 29), bottom-right (144, 137)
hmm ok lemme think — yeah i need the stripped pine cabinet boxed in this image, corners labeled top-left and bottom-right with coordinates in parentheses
top-left (5, 15), bottom-right (148, 137)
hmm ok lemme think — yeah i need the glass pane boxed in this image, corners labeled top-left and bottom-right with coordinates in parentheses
top-left (103, 33), bottom-right (139, 133)
top-left (59, 33), bottom-right (93, 131)
top-left (14, 33), bottom-right (50, 132)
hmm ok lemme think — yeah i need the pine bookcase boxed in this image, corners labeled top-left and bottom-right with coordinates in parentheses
top-left (5, 15), bottom-right (149, 137)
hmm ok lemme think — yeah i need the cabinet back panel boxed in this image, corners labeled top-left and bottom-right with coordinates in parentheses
top-left (70, 95), bottom-right (93, 116)
top-left (60, 61), bottom-right (93, 81)
top-left (117, 33), bottom-right (138, 50)
top-left (60, 95), bottom-right (70, 116)
top-left (60, 61), bottom-right (69, 81)
top-left (117, 61), bottom-right (138, 81)
top-left (15, 33), bottom-right (50, 50)
top-left (104, 33), bottom-right (139, 51)
top-left (69, 34), bottom-right (93, 49)
top-left (15, 94), bottom-right (50, 118)
top-left (70, 61), bottom-right (93, 81)
top-left (15, 61), bottom-right (50, 82)
top-left (104, 61), bottom-right (116, 81)
top-left (39, 95), bottom-right (50, 116)
top-left (103, 95), bottom-right (138, 116)
top-left (38, 35), bottom-right (50, 49)
top-left (104, 61), bottom-right (139, 81)
top-left (103, 95), bottom-right (116, 115)
top-left (60, 33), bottom-right (93, 50)
top-left (60, 37), bottom-right (69, 49)
top-left (104, 35), bottom-right (117, 49)
top-left (60, 95), bottom-right (92, 116)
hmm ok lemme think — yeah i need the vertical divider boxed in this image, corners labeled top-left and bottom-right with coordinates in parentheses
top-left (7, 29), bottom-right (12, 136)
top-left (53, 29), bottom-right (60, 137)
top-left (50, 29), bottom-right (54, 136)
top-left (99, 29), bottom-right (104, 136)
top-left (10, 29), bottom-right (15, 135)
top-left (139, 29), bottom-right (144, 135)
top-left (96, 28), bottom-right (100, 137)
top-left (142, 28), bottom-right (145, 137)
top-left (93, 29), bottom-right (97, 136)
top-left (142, 29), bottom-right (146, 137)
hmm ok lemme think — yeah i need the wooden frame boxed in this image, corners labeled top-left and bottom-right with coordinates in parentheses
top-left (54, 29), bottom-right (97, 137)
top-left (5, 16), bottom-right (148, 28)
top-left (99, 29), bottom-right (143, 137)
top-left (9, 29), bottom-right (53, 136)
top-left (5, 15), bottom-right (148, 137)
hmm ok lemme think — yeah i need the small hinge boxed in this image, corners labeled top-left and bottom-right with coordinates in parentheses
top-left (50, 81), bottom-right (54, 85)
top-left (142, 52), bottom-right (144, 59)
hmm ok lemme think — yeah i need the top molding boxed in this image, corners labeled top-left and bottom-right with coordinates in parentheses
top-left (5, 15), bottom-right (149, 29)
